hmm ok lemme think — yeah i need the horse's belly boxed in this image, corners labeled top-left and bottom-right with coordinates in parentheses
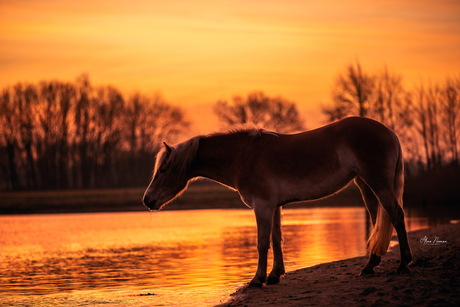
top-left (274, 171), bottom-right (355, 204)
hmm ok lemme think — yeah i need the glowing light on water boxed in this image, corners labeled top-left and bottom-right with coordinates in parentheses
top-left (0, 207), bottom-right (450, 306)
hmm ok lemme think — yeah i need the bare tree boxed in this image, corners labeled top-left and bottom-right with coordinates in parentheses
top-left (14, 83), bottom-right (39, 188)
top-left (408, 83), bottom-right (445, 171)
top-left (441, 77), bottom-right (460, 165)
top-left (0, 88), bottom-right (20, 189)
top-left (71, 74), bottom-right (97, 188)
top-left (214, 92), bottom-right (305, 133)
top-left (323, 61), bottom-right (375, 121)
top-left (36, 81), bottom-right (76, 188)
top-left (373, 66), bottom-right (405, 131)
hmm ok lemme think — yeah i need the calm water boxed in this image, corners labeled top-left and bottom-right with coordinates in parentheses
top-left (0, 207), bottom-right (455, 306)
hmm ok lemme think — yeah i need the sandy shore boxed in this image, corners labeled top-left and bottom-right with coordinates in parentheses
top-left (219, 222), bottom-right (460, 307)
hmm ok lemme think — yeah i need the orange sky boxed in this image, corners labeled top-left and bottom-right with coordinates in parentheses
top-left (1, 0), bottom-right (460, 135)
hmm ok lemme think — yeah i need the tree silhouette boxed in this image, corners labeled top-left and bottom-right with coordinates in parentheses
top-left (323, 61), bottom-right (375, 121)
top-left (442, 77), bottom-right (460, 165)
top-left (0, 76), bottom-right (190, 190)
top-left (214, 92), bottom-right (305, 133)
top-left (406, 81), bottom-right (459, 171)
top-left (373, 66), bottom-right (405, 131)
top-left (0, 88), bottom-right (20, 189)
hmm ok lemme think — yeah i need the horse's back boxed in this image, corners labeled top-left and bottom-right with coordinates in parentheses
top-left (250, 117), bottom-right (400, 184)
top-left (332, 117), bottom-right (400, 164)
top-left (259, 117), bottom-right (397, 161)
top-left (333, 117), bottom-right (398, 145)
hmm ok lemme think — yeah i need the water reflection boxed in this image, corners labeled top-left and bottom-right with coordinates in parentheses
top-left (282, 208), bottom-right (366, 269)
top-left (0, 207), bottom-right (457, 306)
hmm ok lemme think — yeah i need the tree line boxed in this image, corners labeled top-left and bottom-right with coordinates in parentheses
top-left (1, 63), bottom-right (459, 191)
top-left (0, 75), bottom-right (189, 190)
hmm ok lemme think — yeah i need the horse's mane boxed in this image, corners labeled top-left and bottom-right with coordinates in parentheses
top-left (153, 127), bottom-right (278, 180)
top-left (153, 136), bottom-right (200, 181)
top-left (207, 125), bottom-right (279, 138)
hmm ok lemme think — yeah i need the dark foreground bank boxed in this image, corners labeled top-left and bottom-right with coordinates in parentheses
top-left (219, 222), bottom-right (460, 307)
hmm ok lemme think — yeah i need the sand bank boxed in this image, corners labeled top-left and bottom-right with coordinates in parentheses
top-left (220, 222), bottom-right (460, 306)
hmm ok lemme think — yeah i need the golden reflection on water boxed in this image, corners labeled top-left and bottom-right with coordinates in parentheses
top-left (0, 207), bottom-right (452, 306)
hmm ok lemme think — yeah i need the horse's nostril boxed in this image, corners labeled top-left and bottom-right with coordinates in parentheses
top-left (143, 195), bottom-right (157, 209)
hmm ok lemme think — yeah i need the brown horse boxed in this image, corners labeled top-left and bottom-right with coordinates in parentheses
top-left (143, 117), bottom-right (412, 287)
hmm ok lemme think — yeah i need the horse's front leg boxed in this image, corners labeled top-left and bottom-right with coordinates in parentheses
top-left (267, 206), bottom-right (285, 284)
top-left (250, 202), bottom-right (275, 287)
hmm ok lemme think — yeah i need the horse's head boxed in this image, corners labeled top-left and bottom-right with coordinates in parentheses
top-left (143, 140), bottom-right (198, 210)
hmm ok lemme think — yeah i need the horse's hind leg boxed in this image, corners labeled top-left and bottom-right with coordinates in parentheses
top-left (374, 188), bottom-right (412, 274)
top-left (355, 177), bottom-right (381, 275)
top-left (394, 213), bottom-right (412, 274)
top-left (267, 206), bottom-right (285, 284)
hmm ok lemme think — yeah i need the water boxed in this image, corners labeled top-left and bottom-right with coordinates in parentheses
top-left (0, 207), bottom-right (455, 306)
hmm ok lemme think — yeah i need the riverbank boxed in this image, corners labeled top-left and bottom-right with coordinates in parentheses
top-left (220, 222), bottom-right (460, 307)
top-left (0, 181), bottom-right (364, 214)
top-left (0, 182), bottom-right (245, 214)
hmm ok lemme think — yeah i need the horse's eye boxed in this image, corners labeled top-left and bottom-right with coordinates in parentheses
top-left (159, 168), bottom-right (167, 174)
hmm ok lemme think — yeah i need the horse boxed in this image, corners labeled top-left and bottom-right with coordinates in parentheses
top-left (143, 116), bottom-right (413, 287)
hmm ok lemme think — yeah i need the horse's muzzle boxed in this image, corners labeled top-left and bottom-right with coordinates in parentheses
top-left (143, 195), bottom-right (158, 210)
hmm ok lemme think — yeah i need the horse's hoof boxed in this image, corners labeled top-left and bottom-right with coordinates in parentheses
top-left (248, 280), bottom-right (264, 288)
top-left (267, 275), bottom-right (280, 285)
top-left (248, 276), bottom-right (265, 288)
top-left (360, 268), bottom-right (375, 276)
top-left (396, 266), bottom-right (410, 275)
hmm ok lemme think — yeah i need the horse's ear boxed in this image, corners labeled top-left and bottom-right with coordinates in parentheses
top-left (163, 142), bottom-right (172, 156)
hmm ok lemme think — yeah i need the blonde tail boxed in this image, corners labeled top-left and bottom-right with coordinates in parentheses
top-left (367, 205), bottom-right (394, 256)
top-left (368, 144), bottom-right (404, 256)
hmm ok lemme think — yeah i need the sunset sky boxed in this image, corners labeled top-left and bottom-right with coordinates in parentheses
top-left (1, 0), bottom-right (459, 134)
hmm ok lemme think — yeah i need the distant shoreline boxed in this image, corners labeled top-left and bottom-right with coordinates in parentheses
top-left (219, 222), bottom-right (460, 307)
top-left (0, 181), bottom-right (366, 215)
top-left (2, 178), bottom-right (459, 215)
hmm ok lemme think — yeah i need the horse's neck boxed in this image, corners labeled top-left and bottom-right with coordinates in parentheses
top-left (189, 134), bottom-right (246, 189)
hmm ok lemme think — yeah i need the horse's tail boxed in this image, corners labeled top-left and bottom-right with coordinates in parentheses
top-left (368, 142), bottom-right (403, 256)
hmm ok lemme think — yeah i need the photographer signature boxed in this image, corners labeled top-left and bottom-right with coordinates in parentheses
top-left (420, 236), bottom-right (447, 245)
